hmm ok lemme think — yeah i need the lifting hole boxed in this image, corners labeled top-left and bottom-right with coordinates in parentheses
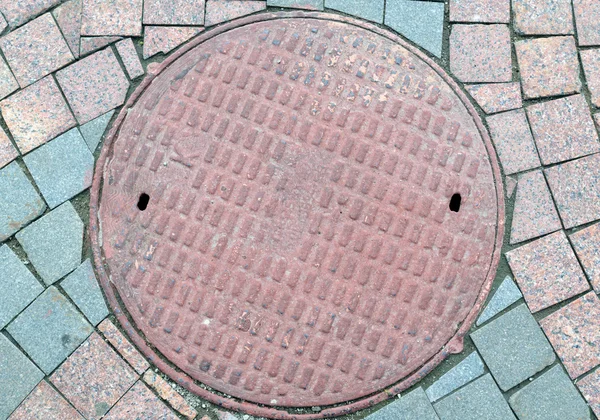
top-left (449, 193), bottom-right (461, 212)
top-left (137, 193), bottom-right (150, 211)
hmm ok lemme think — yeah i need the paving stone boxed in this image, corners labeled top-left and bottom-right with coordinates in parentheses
top-left (143, 26), bottom-right (204, 59)
top-left (16, 201), bottom-right (84, 285)
top-left (81, 0), bottom-right (143, 36)
top-left (516, 36), bottom-right (580, 99)
top-left (103, 381), bottom-right (179, 420)
top-left (79, 110), bottom-right (114, 152)
top-left (449, 24), bottom-right (511, 83)
top-left (0, 245), bottom-right (43, 330)
top-left (8, 380), bottom-right (84, 420)
top-left (0, 127), bottom-right (17, 169)
top-left (7, 286), bottom-right (93, 374)
top-left (0, 76), bottom-right (76, 153)
top-left (268, 0), bottom-right (324, 10)
top-left (0, 0), bottom-right (62, 28)
top-left (79, 36), bottom-right (121, 56)
top-left (0, 334), bottom-right (44, 420)
top-left (476, 275), bottom-right (522, 326)
top-left (574, 0), bottom-right (600, 46)
top-left (507, 231), bottom-right (589, 313)
top-left (577, 368), bottom-right (600, 418)
top-left (505, 176), bottom-right (517, 198)
top-left (486, 109), bottom-right (540, 175)
top-left (449, 0), bottom-right (510, 23)
top-left (513, 0), bottom-right (574, 35)
top-left (326, 0), bottom-right (383, 23)
top-left (143, 0), bottom-right (205, 25)
top-left (52, 0), bottom-right (82, 58)
top-left (365, 387), bottom-right (439, 420)
top-left (465, 83), bottom-right (522, 114)
top-left (545, 153), bottom-right (600, 228)
top-left (509, 365), bottom-right (589, 420)
top-left (0, 55), bottom-right (18, 101)
top-left (570, 223), bottom-right (600, 292)
top-left (541, 292), bottom-right (600, 378)
top-left (205, 1), bottom-right (267, 26)
top-left (23, 128), bottom-right (94, 209)
top-left (580, 49), bottom-right (600, 107)
top-left (385, 0), bottom-right (445, 58)
top-left (433, 374), bottom-right (516, 420)
top-left (526, 94), bottom-right (598, 165)
top-left (0, 13), bottom-right (74, 88)
top-left (143, 370), bottom-right (198, 419)
top-left (470, 304), bottom-right (555, 391)
top-left (0, 12), bottom-right (6, 33)
top-left (50, 332), bottom-right (138, 420)
top-left (0, 161), bottom-right (46, 242)
top-left (60, 259), bottom-right (108, 326)
top-left (98, 319), bottom-right (149, 374)
top-left (56, 48), bottom-right (129, 124)
top-left (509, 170), bottom-right (561, 244)
top-left (115, 38), bottom-right (144, 80)
top-left (425, 352), bottom-right (485, 402)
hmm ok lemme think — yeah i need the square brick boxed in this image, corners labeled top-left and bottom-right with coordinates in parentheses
top-left (0, 0), bottom-right (62, 28)
top-left (516, 36), bottom-right (581, 99)
top-left (7, 286), bottom-right (93, 374)
top-left (545, 153), bottom-right (600, 228)
top-left (449, 0), bottom-right (510, 23)
top-left (0, 13), bottom-right (74, 88)
top-left (103, 381), bottom-right (179, 420)
top-left (56, 48), bottom-right (129, 124)
top-left (574, 0), bottom-right (600, 46)
top-left (8, 380), bottom-right (84, 420)
top-left (570, 223), bottom-right (600, 292)
top-left (98, 319), bottom-right (149, 374)
top-left (580, 49), bottom-right (600, 107)
top-left (0, 55), bottom-right (19, 100)
top-left (81, 0), bottom-right (142, 36)
top-left (541, 292), bottom-right (600, 378)
top-left (50, 332), bottom-right (138, 420)
top-left (526, 94), bottom-right (598, 165)
top-left (0, 76), bottom-right (76, 153)
top-left (471, 304), bottom-right (555, 391)
top-left (61, 259), bottom-right (108, 326)
top-left (513, 0), bottom-right (574, 35)
top-left (143, 0), bottom-right (205, 25)
top-left (577, 368), bottom-right (600, 417)
top-left (506, 230), bottom-right (589, 313)
top-left (0, 126), bottom-right (18, 169)
top-left (465, 83), bottom-right (522, 114)
top-left (450, 24), bottom-right (512, 83)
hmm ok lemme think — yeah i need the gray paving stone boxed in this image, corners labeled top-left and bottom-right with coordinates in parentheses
top-left (325, 0), bottom-right (384, 23)
top-left (366, 387), bottom-right (439, 420)
top-left (79, 109), bottom-right (114, 153)
top-left (268, 0), bottom-right (323, 9)
top-left (6, 286), bottom-right (93, 374)
top-left (0, 333), bottom-right (44, 420)
top-left (385, 0), bottom-right (445, 57)
top-left (425, 352), bottom-right (485, 403)
top-left (470, 304), bottom-right (556, 391)
top-left (16, 201), bottom-right (83, 285)
top-left (0, 245), bottom-right (44, 329)
top-left (433, 374), bottom-right (516, 420)
top-left (477, 275), bottom-right (523, 325)
top-left (509, 365), bottom-right (590, 420)
top-left (60, 259), bottom-right (109, 326)
top-left (23, 128), bottom-right (94, 209)
top-left (0, 161), bottom-right (46, 242)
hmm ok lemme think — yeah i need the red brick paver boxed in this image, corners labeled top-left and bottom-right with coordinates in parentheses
top-left (142, 26), bottom-right (204, 59)
top-left (0, 0), bottom-right (62, 28)
top-left (143, 0), bottom-right (206, 25)
top-left (103, 381), bottom-right (179, 420)
top-left (143, 370), bottom-right (198, 419)
top-left (577, 369), bottom-right (600, 417)
top-left (52, 0), bottom-right (82, 58)
top-left (115, 38), bottom-right (144, 80)
top-left (0, 56), bottom-right (19, 100)
top-left (8, 380), bottom-right (84, 420)
top-left (205, 0), bottom-right (267, 26)
top-left (580, 49), bottom-right (600, 107)
top-left (513, 0), bottom-right (574, 35)
top-left (573, 0), bottom-right (600, 46)
top-left (465, 83), bottom-right (522, 114)
top-left (0, 127), bottom-right (18, 169)
top-left (449, 0), bottom-right (510, 23)
top-left (81, 0), bottom-right (143, 36)
top-left (97, 319), bottom-right (149, 374)
top-left (570, 223), bottom-right (600, 293)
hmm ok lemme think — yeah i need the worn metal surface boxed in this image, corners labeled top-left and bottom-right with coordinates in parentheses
top-left (91, 12), bottom-right (504, 418)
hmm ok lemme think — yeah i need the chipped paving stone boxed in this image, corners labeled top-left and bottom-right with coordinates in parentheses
top-left (0, 55), bottom-right (19, 101)
top-left (516, 36), bottom-right (580, 99)
top-left (449, 0), bottom-right (510, 23)
top-left (143, 26), bottom-right (204, 59)
top-left (513, 0), bottom-right (574, 35)
top-left (52, 0), bottom-right (82, 58)
top-left (79, 36), bottom-right (122, 56)
top-left (0, 0), bottom-right (62, 28)
top-left (570, 222), bottom-right (600, 292)
top-left (98, 318), bottom-right (150, 374)
top-left (79, 110), bottom-right (114, 152)
top-left (325, 0), bottom-right (384, 23)
top-left (465, 83), bottom-right (522, 114)
top-left (205, 0), bottom-right (267, 26)
top-left (143, 370), bottom-right (198, 419)
top-left (103, 381), bottom-right (180, 420)
top-left (7, 286), bottom-right (93, 374)
top-left (573, 0), bottom-right (600, 47)
top-left (81, 0), bottom-right (143, 36)
top-left (365, 387), bottom-right (439, 420)
top-left (60, 259), bottom-right (109, 326)
top-left (505, 176), bottom-right (517, 198)
top-left (115, 38), bottom-right (144, 80)
top-left (507, 230), bottom-right (589, 313)
top-left (425, 352), bottom-right (485, 402)
top-left (577, 368), bottom-right (600, 417)
top-left (580, 49), bottom-right (600, 108)
top-left (8, 380), bottom-right (84, 420)
top-left (267, 0), bottom-right (324, 10)
top-left (0, 126), bottom-right (17, 169)
top-left (541, 292), bottom-right (600, 378)
top-left (143, 0), bottom-right (205, 25)
top-left (476, 275), bottom-right (522, 326)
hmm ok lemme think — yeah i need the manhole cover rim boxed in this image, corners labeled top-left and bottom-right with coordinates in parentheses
top-left (89, 10), bottom-right (505, 419)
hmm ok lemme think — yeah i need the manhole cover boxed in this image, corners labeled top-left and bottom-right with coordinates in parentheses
top-left (91, 12), bottom-right (503, 417)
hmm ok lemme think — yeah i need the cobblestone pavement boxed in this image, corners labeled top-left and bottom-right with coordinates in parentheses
top-left (0, 1), bottom-right (599, 419)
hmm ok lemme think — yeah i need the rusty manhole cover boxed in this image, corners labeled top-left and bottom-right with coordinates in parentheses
top-left (91, 12), bottom-right (503, 418)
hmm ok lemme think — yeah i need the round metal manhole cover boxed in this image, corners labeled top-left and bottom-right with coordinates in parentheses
top-left (91, 12), bottom-right (503, 416)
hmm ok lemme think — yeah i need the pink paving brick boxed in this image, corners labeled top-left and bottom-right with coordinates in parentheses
top-left (506, 230), bottom-right (589, 313)
top-left (103, 381), bottom-right (179, 420)
top-left (52, 0), bottom-right (82, 58)
top-left (571, 223), bottom-right (600, 292)
top-left (143, 370), bottom-right (197, 419)
top-left (8, 380), bottom-right (84, 420)
top-left (486, 109), bottom-right (540, 175)
top-left (513, 0), bottom-right (574, 35)
top-left (0, 13), bottom-right (74, 88)
top-left (449, 24), bottom-right (512, 83)
top-left (577, 369), bottom-right (600, 417)
top-left (580, 49), bottom-right (600, 107)
top-left (0, 55), bottom-right (18, 100)
top-left (115, 38), bottom-right (144, 79)
top-left (541, 292), bottom-right (600, 378)
top-left (545, 153), bottom-right (600, 229)
top-left (465, 82), bottom-right (522, 114)
top-left (81, 0), bottom-right (143, 36)
top-left (98, 319), bottom-right (149, 374)
top-left (56, 48), bottom-right (129, 124)
top-left (0, 126), bottom-right (17, 169)
top-left (0, 76), bottom-right (76, 153)
top-left (0, 0), bottom-right (61, 28)
top-left (526, 94), bottom-right (598, 165)
top-left (205, 0), bottom-right (267, 26)
top-left (574, 0), bottom-right (600, 46)
top-left (509, 170), bottom-right (561, 244)
top-left (50, 332), bottom-right (138, 420)
top-left (515, 36), bottom-right (581, 99)
top-left (79, 36), bottom-right (121, 56)
top-left (143, 0), bottom-right (205, 25)
top-left (449, 0), bottom-right (510, 23)
top-left (143, 26), bottom-right (204, 59)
